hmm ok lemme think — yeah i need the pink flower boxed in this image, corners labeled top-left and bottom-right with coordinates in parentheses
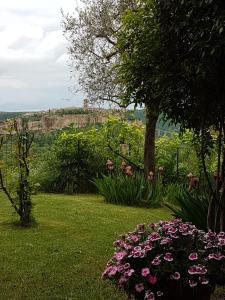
top-left (199, 277), bottom-right (209, 285)
top-left (149, 223), bottom-right (157, 229)
top-left (115, 251), bottom-right (126, 261)
top-left (189, 252), bottom-right (198, 261)
top-left (135, 283), bottom-right (145, 293)
top-left (117, 265), bottom-right (124, 272)
top-left (108, 266), bottom-right (117, 277)
top-left (218, 239), bottom-right (225, 246)
top-left (208, 253), bottom-right (225, 260)
top-left (124, 263), bottom-right (130, 269)
top-left (118, 276), bottom-right (128, 285)
top-left (189, 280), bottom-right (198, 288)
top-left (137, 224), bottom-right (145, 232)
top-left (145, 290), bottom-right (155, 300)
top-left (170, 272), bottom-right (180, 280)
top-left (160, 237), bottom-right (172, 245)
top-left (124, 269), bottom-right (135, 277)
top-left (168, 227), bottom-right (178, 234)
top-left (133, 251), bottom-right (141, 258)
top-left (151, 257), bottom-right (161, 266)
top-left (188, 265), bottom-right (207, 275)
top-left (149, 232), bottom-right (161, 241)
top-left (130, 235), bottom-right (140, 242)
top-left (157, 291), bottom-right (163, 297)
top-left (144, 245), bottom-right (153, 252)
top-left (134, 246), bottom-right (142, 252)
top-left (147, 275), bottom-right (157, 285)
top-left (164, 253), bottom-right (173, 262)
top-left (218, 232), bottom-right (225, 239)
top-left (141, 268), bottom-right (150, 277)
top-left (145, 293), bottom-right (155, 300)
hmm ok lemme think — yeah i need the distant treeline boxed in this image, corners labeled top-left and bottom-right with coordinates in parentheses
top-left (0, 112), bottom-right (23, 121)
top-left (127, 110), bottom-right (179, 132)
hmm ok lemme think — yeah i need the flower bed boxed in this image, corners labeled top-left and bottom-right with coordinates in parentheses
top-left (102, 219), bottom-right (225, 300)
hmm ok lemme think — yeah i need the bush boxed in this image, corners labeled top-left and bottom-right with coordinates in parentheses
top-left (93, 173), bottom-right (164, 207)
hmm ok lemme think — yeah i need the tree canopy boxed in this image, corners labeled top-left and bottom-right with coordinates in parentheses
top-left (156, 0), bottom-right (225, 131)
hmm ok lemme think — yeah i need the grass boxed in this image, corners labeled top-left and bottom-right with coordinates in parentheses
top-left (0, 193), bottom-right (170, 300)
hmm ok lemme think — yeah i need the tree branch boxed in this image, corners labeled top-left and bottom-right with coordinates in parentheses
top-left (0, 169), bottom-right (20, 216)
top-left (107, 144), bottom-right (143, 172)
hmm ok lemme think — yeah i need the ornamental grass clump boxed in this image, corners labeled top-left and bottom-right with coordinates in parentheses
top-left (102, 219), bottom-right (225, 300)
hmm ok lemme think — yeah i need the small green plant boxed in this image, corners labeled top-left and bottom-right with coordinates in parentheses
top-left (93, 172), bottom-right (163, 207)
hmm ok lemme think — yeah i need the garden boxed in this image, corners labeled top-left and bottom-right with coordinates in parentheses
top-left (1, 0), bottom-right (225, 299)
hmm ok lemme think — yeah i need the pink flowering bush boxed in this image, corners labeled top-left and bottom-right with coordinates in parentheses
top-left (102, 219), bottom-right (225, 300)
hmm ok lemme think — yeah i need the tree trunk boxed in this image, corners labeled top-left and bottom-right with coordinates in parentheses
top-left (144, 106), bottom-right (158, 177)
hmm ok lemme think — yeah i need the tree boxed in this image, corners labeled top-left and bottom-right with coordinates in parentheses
top-left (62, 0), bottom-right (162, 176)
top-left (116, 0), bottom-right (168, 175)
top-left (62, 0), bottom-right (132, 106)
top-left (156, 0), bottom-right (225, 230)
top-left (0, 120), bottom-right (34, 226)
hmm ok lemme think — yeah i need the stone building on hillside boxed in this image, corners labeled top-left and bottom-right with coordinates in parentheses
top-left (27, 112), bottom-right (108, 132)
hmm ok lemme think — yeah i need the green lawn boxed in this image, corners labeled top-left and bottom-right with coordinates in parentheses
top-left (0, 193), bottom-right (170, 300)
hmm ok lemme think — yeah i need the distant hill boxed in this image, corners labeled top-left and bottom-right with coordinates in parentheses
top-left (127, 109), bottom-right (179, 133)
top-left (0, 112), bottom-right (24, 121)
top-left (0, 108), bottom-right (179, 134)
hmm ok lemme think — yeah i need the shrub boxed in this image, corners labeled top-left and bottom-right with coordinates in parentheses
top-left (102, 219), bottom-right (225, 300)
top-left (93, 172), bottom-right (164, 207)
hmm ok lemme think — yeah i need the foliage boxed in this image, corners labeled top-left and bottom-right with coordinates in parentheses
top-left (0, 111), bottom-right (23, 121)
top-left (100, 116), bottom-right (144, 168)
top-left (156, 0), bottom-right (225, 230)
top-left (31, 148), bottom-right (61, 193)
top-left (0, 120), bottom-right (34, 226)
top-left (55, 108), bottom-right (89, 116)
top-left (166, 189), bottom-right (210, 231)
top-left (32, 117), bottom-right (145, 193)
top-left (93, 172), bottom-right (163, 207)
top-left (62, 0), bottom-right (133, 106)
top-left (31, 117), bottom-right (220, 194)
top-left (155, 131), bottom-right (211, 179)
top-left (116, 0), bottom-right (167, 174)
top-left (62, 0), bottom-right (165, 175)
top-left (157, 0), bottom-right (225, 131)
top-left (165, 183), bottom-right (187, 205)
top-left (103, 219), bottom-right (225, 300)
top-left (116, 0), bottom-right (162, 108)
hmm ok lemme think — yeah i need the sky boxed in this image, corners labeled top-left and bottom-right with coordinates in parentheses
top-left (0, 0), bottom-right (84, 112)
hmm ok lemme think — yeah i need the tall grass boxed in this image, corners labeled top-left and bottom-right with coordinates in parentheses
top-left (166, 187), bottom-right (209, 230)
top-left (93, 173), bottom-right (164, 207)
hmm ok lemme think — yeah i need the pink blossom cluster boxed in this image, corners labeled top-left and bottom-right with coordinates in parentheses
top-left (102, 219), bottom-right (225, 299)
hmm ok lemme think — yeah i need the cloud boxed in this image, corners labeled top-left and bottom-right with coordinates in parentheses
top-left (0, 0), bottom-right (83, 111)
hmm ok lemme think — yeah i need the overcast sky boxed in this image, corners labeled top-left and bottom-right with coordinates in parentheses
top-left (0, 0), bottom-right (84, 112)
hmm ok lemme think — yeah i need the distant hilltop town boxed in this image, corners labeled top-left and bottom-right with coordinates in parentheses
top-left (0, 100), bottom-right (126, 134)
top-left (0, 100), bottom-right (178, 136)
